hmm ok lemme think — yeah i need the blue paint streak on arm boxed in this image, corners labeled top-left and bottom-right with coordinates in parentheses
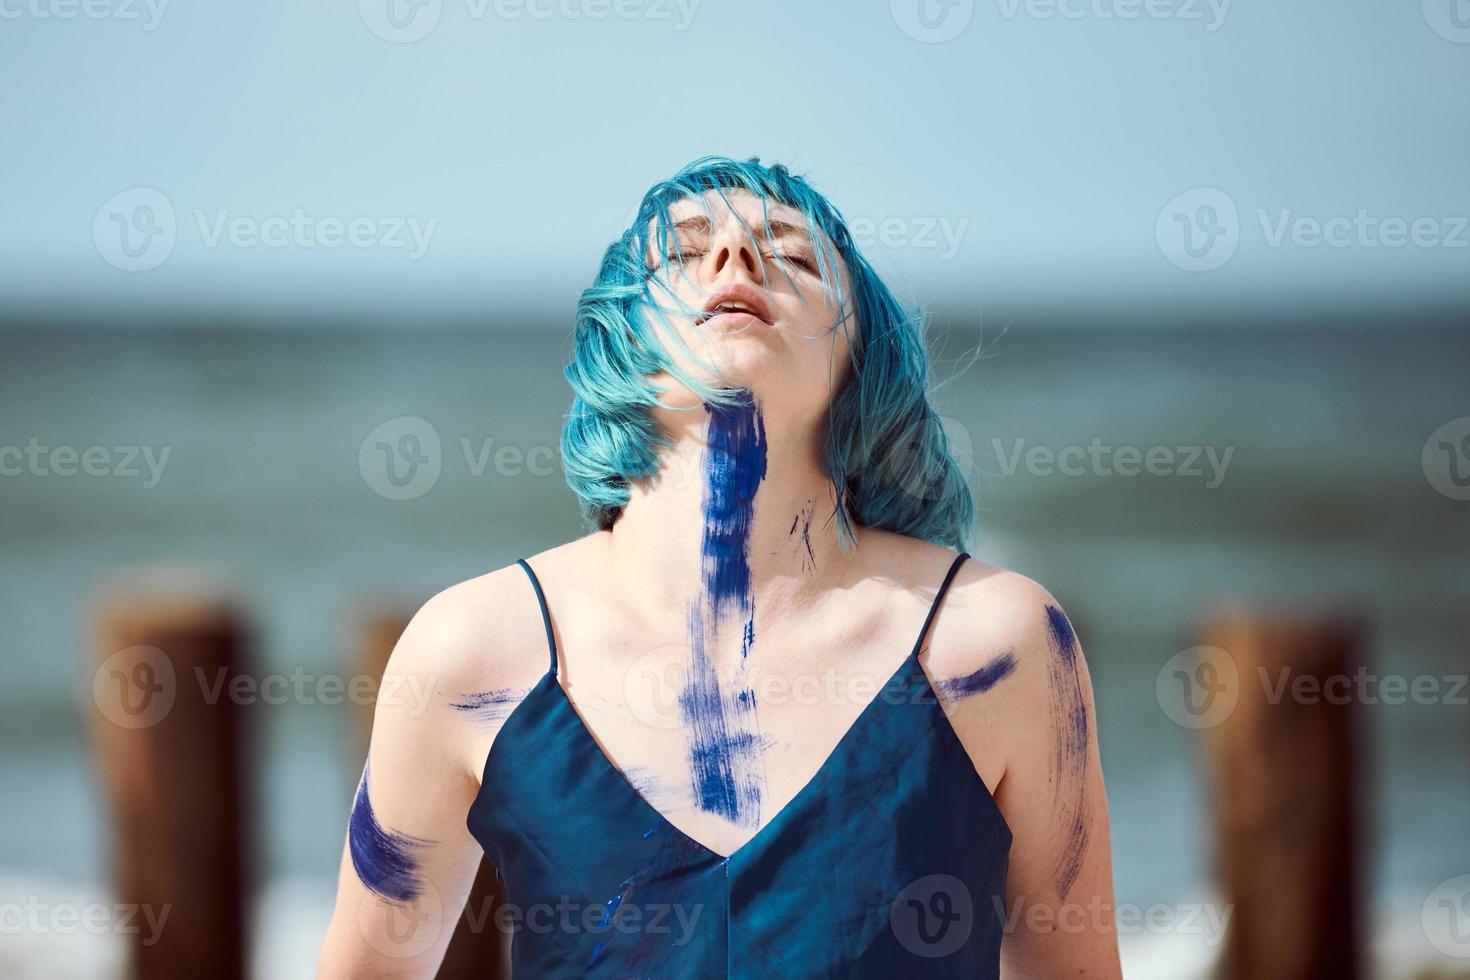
top-left (349, 760), bottom-right (431, 904)
top-left (935, 651), bottom-right (1018, 699)
top-left (1043, 603), bottom-right (1091, 899)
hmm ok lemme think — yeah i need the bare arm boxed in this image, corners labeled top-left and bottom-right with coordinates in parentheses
top-left (994, 595), bottom-right (1122, 978)
top-left (316, 582), bottom-right (517, 977)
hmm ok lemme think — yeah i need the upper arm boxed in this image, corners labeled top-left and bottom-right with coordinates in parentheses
top-left (316, 575), bottom-right (530, 978)
top-left (931, 570), bottom-right (1122, 979)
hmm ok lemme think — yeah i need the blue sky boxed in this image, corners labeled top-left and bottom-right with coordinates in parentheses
top-left (3, 0), bottom-right (1467, 318)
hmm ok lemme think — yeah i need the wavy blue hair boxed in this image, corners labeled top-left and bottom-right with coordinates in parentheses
top-left (560, 155), bottom-right (973, 553)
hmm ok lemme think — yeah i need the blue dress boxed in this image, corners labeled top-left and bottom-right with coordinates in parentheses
top-left (467, 551), bottom-right (1012, 977)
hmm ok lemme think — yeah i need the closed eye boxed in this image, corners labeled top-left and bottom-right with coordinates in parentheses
top-left (771, 251), bottom-right (818, 274)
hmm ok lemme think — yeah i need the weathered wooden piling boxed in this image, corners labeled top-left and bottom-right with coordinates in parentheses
top-left (89, 573), bottom-right (254, 980)
top-left (1200, 608), bottom-right (1365, 980)
top-left (351, 605), bottom-right (511, 980)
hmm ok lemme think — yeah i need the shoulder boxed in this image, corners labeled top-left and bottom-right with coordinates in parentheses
top-left (879, 538), bottom-right (1093, 773)
top-left (388, 562), bottom-right (544, 693)
top-left (933, 555), bottom-right (1080, 684)
top-left (861, 529), bottom-right (1080, 679)
top-left (390, 534), bottom-right (598, 682)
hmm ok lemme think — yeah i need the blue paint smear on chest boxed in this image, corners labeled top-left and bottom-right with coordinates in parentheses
top-left (680, 601), bottom-right (764, 825)
top-left (935, 651), bottom-right (1018, 699)
top-left (1044, 603), bottom-right (1090, 899)
top-left (348, 760), bottom-right (430, 904)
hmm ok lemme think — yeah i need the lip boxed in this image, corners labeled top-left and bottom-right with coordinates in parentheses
top-left (697, 283), bottom-right (774, 328)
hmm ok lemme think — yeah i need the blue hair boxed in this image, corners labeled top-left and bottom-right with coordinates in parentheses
top-left (560, 155), bottom-right (974, 553)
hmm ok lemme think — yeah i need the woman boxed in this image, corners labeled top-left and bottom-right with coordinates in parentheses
top-left (318, 157), bottom-right (1122, 978)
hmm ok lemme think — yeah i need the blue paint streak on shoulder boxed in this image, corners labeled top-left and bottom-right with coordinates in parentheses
top-left (449, 688), bottom-right (524, 727)
top-left (936, 651), bottom-right (1018, 698)
top-left (349, 760), bottom-right (430, 904)
top-left (1045, 604), bottom-right (1078, 664)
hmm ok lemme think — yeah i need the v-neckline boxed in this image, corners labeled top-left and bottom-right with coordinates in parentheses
top-left (544, 638), bottom-right (933, 864)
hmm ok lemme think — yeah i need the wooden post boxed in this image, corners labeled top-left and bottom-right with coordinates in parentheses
top-left (350, 604), bottom-right (511, 980)
top-left (89, 572), bottom-right (254, 980)
top-left (1200, 608), bottom-right (1365, 980)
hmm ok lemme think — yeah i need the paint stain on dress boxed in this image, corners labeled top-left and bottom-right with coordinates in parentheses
top-left (1044, 604), bottom-right (1090, 899)
top-left (348, 759), bottom-right (431, 904)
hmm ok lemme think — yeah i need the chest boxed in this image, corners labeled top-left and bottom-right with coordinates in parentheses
top-left (549, 599), bottom-right (948, 858)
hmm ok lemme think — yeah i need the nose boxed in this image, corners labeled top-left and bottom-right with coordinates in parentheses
top-left (706, 222), bottom-right (763, 284)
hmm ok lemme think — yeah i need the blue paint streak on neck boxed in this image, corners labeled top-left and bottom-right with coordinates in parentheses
top-left (700, 394), bottom-right (767, 623)
top-left (348, 760), bottom-right (430, 904)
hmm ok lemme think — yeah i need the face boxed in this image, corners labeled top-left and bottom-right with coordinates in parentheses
top-left (638, 189), bottom-right (855, 430)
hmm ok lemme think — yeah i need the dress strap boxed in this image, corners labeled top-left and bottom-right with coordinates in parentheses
top-left (909, 551), bottom-right (971, 659)
top-left (516, 558), bottom-right (558, 675)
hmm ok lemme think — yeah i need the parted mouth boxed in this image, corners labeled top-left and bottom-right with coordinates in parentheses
top-left (696, 283), bottom-right (773, 327)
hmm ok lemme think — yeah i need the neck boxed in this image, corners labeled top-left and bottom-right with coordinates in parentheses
top-left (607, 393), bottom-right (859, 651)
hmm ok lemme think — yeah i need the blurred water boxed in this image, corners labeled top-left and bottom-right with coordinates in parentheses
top-left (1, 310), bottom-right (1467, 967)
